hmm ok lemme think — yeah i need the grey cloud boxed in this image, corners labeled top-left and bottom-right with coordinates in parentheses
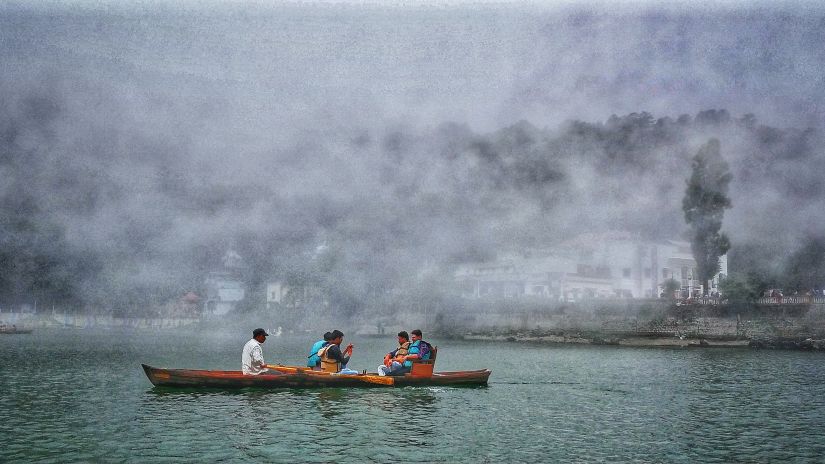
top-left (1, 2), bottom-right (824, 311)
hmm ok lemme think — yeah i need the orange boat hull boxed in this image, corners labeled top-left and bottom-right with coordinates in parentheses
top-left (141, 364), bottom-right (490, 389)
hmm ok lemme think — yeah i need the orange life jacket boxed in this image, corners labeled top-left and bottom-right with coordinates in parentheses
top-left (318, 344), bottom-right (340, 373)
top-left (393, 341), bottom-right (411, 360)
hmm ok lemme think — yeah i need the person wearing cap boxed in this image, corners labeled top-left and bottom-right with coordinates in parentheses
top-left (242, 328), bottom-right (271, 375)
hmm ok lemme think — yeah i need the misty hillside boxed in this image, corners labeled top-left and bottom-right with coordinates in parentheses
top-left (2, 94), bottom-right (822, 310)
top-left (2, 3), bottom-right (825, 312)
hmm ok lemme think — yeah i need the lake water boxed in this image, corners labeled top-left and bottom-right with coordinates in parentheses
top-left (2, 328), bottom-right (825, 463)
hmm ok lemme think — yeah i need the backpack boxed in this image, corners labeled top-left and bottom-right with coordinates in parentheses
top-left (306, 340), bottom-right (326, 367)
top-left (418, 340), bottom-right (433, 360)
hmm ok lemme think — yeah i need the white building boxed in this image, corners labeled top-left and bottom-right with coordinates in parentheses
top-left (203, 249), bottom-right (246, 315)
top-left (264, 280), bottom-right (329, 310)
top-left (455, 233), bottom-right (727, 301)
top-left (265, 281), bottom-right (289, 310)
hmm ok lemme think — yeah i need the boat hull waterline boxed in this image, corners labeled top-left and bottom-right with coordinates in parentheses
top-left (141, 364), bottom-right (490, 388)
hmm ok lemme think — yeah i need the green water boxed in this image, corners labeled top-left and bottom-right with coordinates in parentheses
top-left (2, 329), bottom-right (825, 463)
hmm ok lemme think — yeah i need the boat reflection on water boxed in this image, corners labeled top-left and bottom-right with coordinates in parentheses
top-left (395, 388), bottom-right (439, 409)
top-left (314, 387), bottom-right (439, 420)
top-left (362, 387), bottom-right (439, 410)
top-left (315, 389), bottom-right (346, 419)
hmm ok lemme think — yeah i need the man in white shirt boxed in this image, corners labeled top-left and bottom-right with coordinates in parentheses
top-left (241, 328), bottom-right (271, 375)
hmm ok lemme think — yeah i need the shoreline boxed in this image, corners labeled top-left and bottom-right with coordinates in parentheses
top-left (462, 333), bottom-right (747, 348)
top-left (461, 332), bottom-right (825, 351)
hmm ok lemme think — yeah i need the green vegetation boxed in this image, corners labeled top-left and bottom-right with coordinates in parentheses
top-left (682, 139), bottom-right (732, 296)
top-left (662, 279), bottom-right (681, 298)
top-left (782, 237), bottom-right (825, 292)
top-left (718, 274), bottom-right (762, 303)
top-left (2, 96), bottom-right (823, 312)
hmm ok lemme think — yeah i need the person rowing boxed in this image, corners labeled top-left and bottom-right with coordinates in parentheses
top-left (242, 328), bottom-right (273, 375)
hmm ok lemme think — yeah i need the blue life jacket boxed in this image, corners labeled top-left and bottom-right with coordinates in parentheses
top-left (404, 340), bottom-right (431, 367)
top-left (307, 340), bottom-right (327, 367)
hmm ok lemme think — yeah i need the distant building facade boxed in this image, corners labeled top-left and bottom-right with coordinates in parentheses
top-left (265, 280), bottom-right (328, 310)
top-left (455, 233), bottom-right (728, 301)
top-left (203, 249), bottom-right (246, 315)
top-left (265, 242), bottom-right (333, 311)
top-left (266, 281), bottom-right (289, 308)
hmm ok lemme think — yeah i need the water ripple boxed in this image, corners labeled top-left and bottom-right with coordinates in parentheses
top-left (3, 331), bottom-right (825, 462)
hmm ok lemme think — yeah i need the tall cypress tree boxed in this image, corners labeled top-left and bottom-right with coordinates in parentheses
top-left (683, 138), bottom-right (733, 295)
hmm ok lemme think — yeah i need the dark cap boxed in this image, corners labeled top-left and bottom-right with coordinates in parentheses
top-left (253, 328), bottom-right (269, 338)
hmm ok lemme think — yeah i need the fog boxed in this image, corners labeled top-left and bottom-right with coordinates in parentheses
top-left (2, 1), bottom-right (824, 314)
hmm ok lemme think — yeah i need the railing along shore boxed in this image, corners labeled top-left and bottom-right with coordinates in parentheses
top-left (458, 295), bottom-right (825, 306)
top-left (755, 296), bottom-right (825, 305)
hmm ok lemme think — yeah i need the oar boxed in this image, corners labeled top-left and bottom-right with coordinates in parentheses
top-left (359, 374), bottom-right (394, 386)
top-left (268, 364), bottom-right (394, 385)
top-left (266, 364), bottom-right (307, 373)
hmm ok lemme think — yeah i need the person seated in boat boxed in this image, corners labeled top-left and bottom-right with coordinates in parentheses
top-left (377, 331), bottom-right (411, 376)
top-left (317, 329), bottom-right (358, 374)
top-left (405, 329), bottom-right (432, 365)
top-left (307, 331), bottom-right (333, 370)
top-left (241, 328), bottom-right (271, 375)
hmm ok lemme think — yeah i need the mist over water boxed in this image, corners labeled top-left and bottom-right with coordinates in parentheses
top-left (2, 1), bottom-right (824, 313)
top-left (4, 4), bottom-right (825, 463)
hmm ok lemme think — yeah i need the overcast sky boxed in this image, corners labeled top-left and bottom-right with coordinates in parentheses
top-left (4, 1), bottom-right (824, 132)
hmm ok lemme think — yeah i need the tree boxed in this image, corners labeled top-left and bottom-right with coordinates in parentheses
top-left (782, 236), bottom-right (825, 292)
top-left (683, 139), bottom-right (733, 295)
top-left (662, 278), bottom-right (681, 298)
top-left (718, 273), bottom-right (761, 303)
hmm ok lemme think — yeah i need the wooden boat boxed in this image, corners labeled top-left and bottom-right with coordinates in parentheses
top-left (141, 364), bottom-right (491, 389)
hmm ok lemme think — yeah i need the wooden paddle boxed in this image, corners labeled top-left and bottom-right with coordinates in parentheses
top-left (359, 374), bottom-right (394, 386)
top-left (266, 364), bottom-right (394, 385)
top-left (268, 365), bottom-right (341, 375)
top-left (266, 364), bottom-right (306, 373)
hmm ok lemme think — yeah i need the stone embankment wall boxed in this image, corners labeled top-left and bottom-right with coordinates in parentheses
top-left (9, 300), bottom-right (825, 349)
top-left (0, 312), bottom-right (200, 329)
top-left (371, 299), bottom-right (825, 347)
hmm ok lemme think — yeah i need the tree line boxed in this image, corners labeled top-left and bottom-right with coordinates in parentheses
top-left (2, 93), bottom-right (823, 312)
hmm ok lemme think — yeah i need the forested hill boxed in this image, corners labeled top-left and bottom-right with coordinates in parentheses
top-left (2, 97), bottom-right (823, 310)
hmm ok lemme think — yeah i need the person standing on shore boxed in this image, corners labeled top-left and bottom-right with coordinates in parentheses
top-left (242, 328), bottom-right (271, 375)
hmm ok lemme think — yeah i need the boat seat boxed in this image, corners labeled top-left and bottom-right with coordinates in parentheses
top-left (409, 346), bottom-right (437, 377)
